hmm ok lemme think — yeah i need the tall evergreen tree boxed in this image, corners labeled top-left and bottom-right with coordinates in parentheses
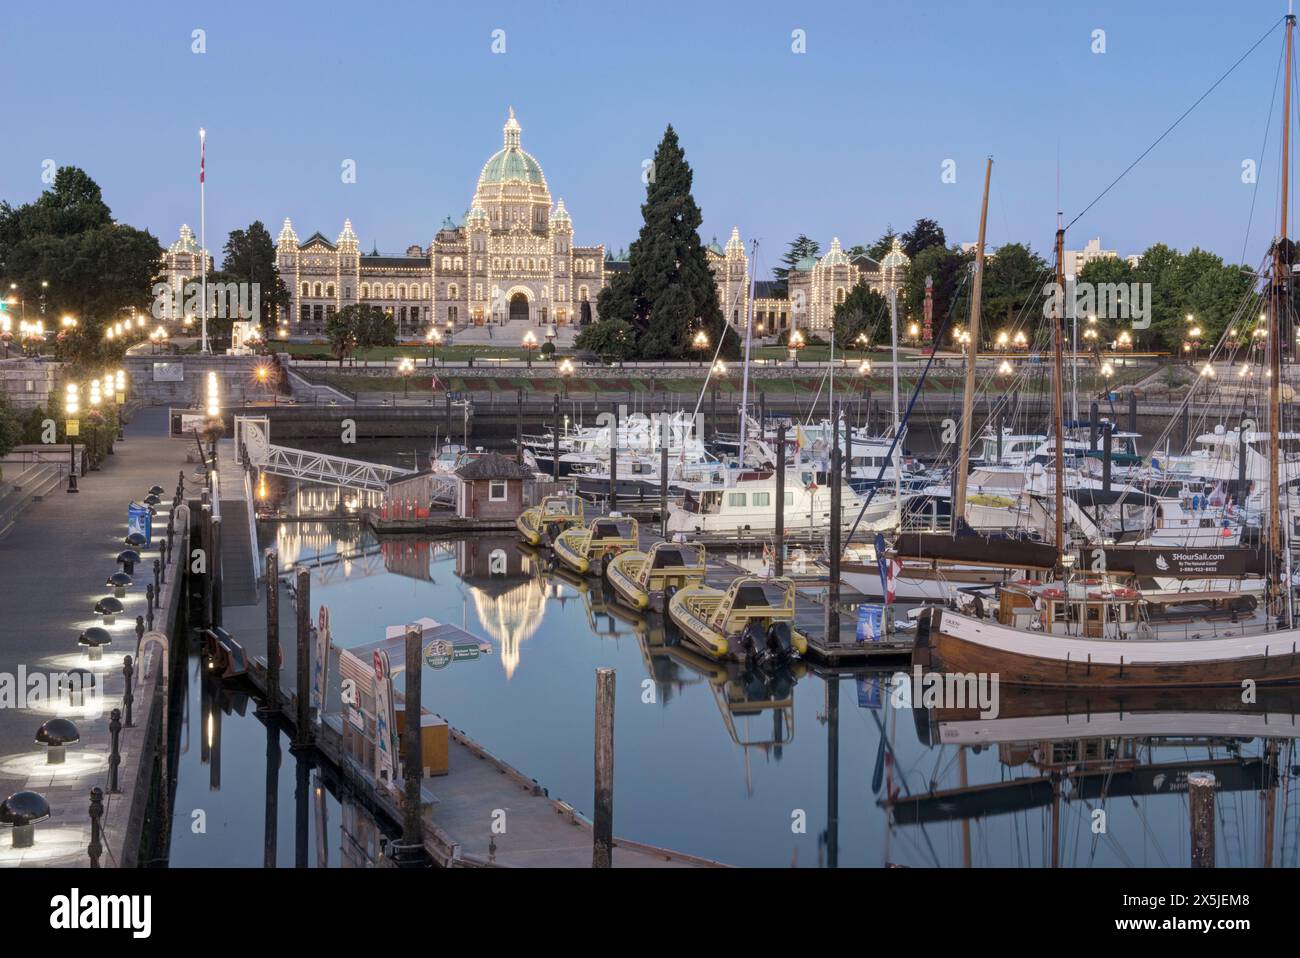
top-left (772, 234), bottom-right (820, 297)
top-left (595, 125), bottom-right (725, 359)
top-left (867, 227), bottom-right (898, 261)
top-left (222, 220), bottom-right (289, 330)
top-left (901, 217), bottom-right (946, 259)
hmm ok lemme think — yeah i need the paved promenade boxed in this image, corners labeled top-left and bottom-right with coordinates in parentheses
top-left (0, 407), bottom-right (191, 865)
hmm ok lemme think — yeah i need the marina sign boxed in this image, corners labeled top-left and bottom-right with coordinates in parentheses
top-left (1098, 546), bottom-right (1266, 578)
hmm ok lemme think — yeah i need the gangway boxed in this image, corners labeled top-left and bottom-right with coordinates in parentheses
top-left (235, 416), bottom-right (414, 492)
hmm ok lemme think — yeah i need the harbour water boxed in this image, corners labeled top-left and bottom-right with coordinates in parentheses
top-left (166, 480), bottom-right (1299, 867)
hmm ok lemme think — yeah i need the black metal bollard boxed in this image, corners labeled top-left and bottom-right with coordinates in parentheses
top-left (88, 787), bottom-right (104, 868)
top-left (135, 616), bottom-right (145, 657)
top-left (108, 709), bottom-right (122, 792)
top-left (159, 540), bottom-right (167, 584)
top-left (122, 656), bottom-right (134, 728)
top-left (153, 558), bottom-right (161, 596)
top-left (146, 583), bottom-right (155, 615)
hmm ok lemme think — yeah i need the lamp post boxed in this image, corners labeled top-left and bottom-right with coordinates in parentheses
top-left (397, 357), bottom-right (415, 398)
top-left (87, 379), bottom-right (101, 471)
top-left (693, 329), bottom-right (709, 367)
top-left (425, 327), bottom-right (441, 367)
top-left (64, 383), bottom-right (79, 493)
top-left (559, 357), bottom-right (574, 397)
top-left (205, 370), bottom-right (221, 464)
top-left (114, 369), bottom-right (126, 440)
top-left (787, 328), bottom-right (805, 366)
top-left (545, 323), bottom-right (556, 360)
top-left (521, 330), bottom-right (539, 368)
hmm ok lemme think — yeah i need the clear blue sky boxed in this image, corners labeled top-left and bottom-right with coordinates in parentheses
top-left (2, 0), bottom-right (1295, 276)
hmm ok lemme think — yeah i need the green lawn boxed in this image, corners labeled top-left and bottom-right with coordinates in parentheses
top-left (271, 340), bottom-right (558, 363)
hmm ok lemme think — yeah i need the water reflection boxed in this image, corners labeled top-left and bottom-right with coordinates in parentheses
top-left (176, 510), bottom-right (1300, 867)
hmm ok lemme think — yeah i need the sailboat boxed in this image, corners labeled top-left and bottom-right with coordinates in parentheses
top-left (915, 11), bottom-right (1300, 688)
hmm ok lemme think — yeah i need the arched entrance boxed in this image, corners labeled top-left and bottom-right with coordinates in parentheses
top-left (509, 292), bottom-right (529, 324)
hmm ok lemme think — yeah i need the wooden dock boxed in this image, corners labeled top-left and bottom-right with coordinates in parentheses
top-left (220, 619), bottom-right (724, 868)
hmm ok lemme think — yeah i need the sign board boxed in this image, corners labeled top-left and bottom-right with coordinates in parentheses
top-left (372, 650), bottom-right (398, 787)
top-left (66, 419), bottom-right (79, 437)
top-left (424, 638), bottom-right (453, 670)
top-left (127, 502), bottom-right (152, 546)
top-left (1098, 546), bottom-right (1265, 578)
top-left (312, 606), bottom-right (332, 725)
top-left (179, 413), bottom-right (208, 435)
top-left (153, 362), bottom-right (184, 382)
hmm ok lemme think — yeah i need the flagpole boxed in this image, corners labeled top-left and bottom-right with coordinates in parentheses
top-left (199, 127), bottom-right (208, 355)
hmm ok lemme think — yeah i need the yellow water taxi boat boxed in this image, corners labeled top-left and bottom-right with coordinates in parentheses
top-left (553, 515), bottom-right (640, 575)
top-left (516, 494), bottom-right (585, 546)
top-left (606, 541), bottom-right (708, 612)
top-left (667, 575), bottom-right (808, 664)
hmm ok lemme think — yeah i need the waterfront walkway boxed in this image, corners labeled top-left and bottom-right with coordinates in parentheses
top-left (0, 407), bottom-right (189, 865)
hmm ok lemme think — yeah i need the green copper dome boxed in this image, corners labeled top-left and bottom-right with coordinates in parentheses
top-left (476, 108), bottom-right (548, 189)
top-left (479, 148), bottom-right (545, 186)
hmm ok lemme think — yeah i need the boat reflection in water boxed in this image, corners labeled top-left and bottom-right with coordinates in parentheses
top-left (889, 678), bottom-right (1300, 867)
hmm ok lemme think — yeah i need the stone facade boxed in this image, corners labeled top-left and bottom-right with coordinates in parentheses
top-left (273, 109), bottom-right (607, 341)
top-left (0, 358), bottom-right (61, 411)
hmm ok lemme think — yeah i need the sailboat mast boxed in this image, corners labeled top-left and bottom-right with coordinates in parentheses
top-left (1053, 222), bottom-right (1067, 560)
top-left (1269, 11), bottom-right (1294, 602)
top-left (890, 288), bottom-right (903, 508)
top-left (739, 239), bottom-right (759, 467)
top-left (953, 156), bottom-right (993, 524)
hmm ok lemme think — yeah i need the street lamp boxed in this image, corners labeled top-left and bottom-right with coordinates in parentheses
top-left (998, 359), bottom-right (1014, 376)
top-left (545, 323), bottom-right (557, 357)
top-left (712, 358), bottom-right (728, 379)
top-left (425, 327), bottom-right (441, 367)
top-left (114, 369), bottom-right (126, 439)
top-left (397, 357), bottom-right (415, 398)
top-left (87, 379), bottom-right (101, 471)
top-left (64, 383), bottom-right (79, 493)
top-left (521, 330), bottom-right (539, 368)
top-left (692, 329), bottom-right (709, 367)
top-left (559, 357), bottom-right (575, 396)
top-left (787, 328), bottom-right (805, 365)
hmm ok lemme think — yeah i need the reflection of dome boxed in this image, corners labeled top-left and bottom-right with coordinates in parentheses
top-left (468, 577), bottom-right (547, 679)
top-left (476, 107), bottom-right (548, 189)
top-left (881, 236), bottom-right (910, 270)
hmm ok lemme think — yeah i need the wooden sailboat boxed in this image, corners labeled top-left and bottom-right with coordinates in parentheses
top-left (915, 12), bottom-right (1300, 688)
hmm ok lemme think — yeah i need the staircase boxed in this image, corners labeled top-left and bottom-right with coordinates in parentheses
top-left (217, 496), bottom-right (259, 606)
top-left (0, 463), bottom-right (64, 539)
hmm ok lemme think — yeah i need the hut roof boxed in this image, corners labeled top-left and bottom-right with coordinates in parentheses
top-left (455, 452), bottom-right (533, 481)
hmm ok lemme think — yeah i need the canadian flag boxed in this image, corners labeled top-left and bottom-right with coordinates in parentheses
top-left (885, 556), bottom-right (902, 604)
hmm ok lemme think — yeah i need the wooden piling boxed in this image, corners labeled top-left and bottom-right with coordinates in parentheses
top-left (295, 568), bottom-right (311, 745)
top-left (660, 446), bottom-right (668, 538)
top-left (593, 667), bottom-right (615, 868)
top-left (264, 550), bottom-right (280, 713)
top-left (552, 394), bottom-right (561, 480)
top-left (515, 389), bottom-right (524, 464)
top-left (775, 424), bottom-right (785, 577)
top-left (264, 714), bottom-right (279, 867)
top-left (401, 623), bottom-right (425, 862)
top-left (1189, 771), bottom-right (1216, 867)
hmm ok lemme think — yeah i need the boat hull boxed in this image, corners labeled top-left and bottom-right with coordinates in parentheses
top-left (668, 586), bottom-right (809, 661)
top-left (916, 607), bottom-right (1300, 689)
top-left (606, 551), bottom-right (651, 609)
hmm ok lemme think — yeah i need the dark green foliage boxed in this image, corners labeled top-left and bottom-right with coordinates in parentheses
top-left (595, 126), bottom-right (726, 359)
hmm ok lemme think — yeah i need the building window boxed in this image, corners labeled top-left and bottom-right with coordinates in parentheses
top-left (441, 257), bottom-right (451, 270)
top-left (326, 284), bottom-right (335, 297)
top-left (423, 283), bottom-right (430, 298)
top-left (449, 283), bottom-right (459, 299)
top-left (299, 304), bottom-right (310, 322)
top-left (579, 285), bottom-right (589, 302)
top-left (301, 282), bottom-right (310, 296)
top-left (454, 257), bottom-right (463, 270)
top-left (360, 284), bottom-right (369, 297)
top-left (489, 480), bottom-right (508, 501)
top-left (312, 304), bottom-right (323, 324)
top-left (386, 284), bottom-right (395, 298)
top-left (475, 258), bottom-right (482, 270)
top-left (449, 305), bottom-right (458, 323)
top-left (344, 286), bottom-right (351, 298)
top-left (314, 283), bottom-right (323, 297)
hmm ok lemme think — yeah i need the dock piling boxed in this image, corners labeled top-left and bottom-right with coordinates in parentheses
top-left (827, 440), bottom-right (841, 643)
top-left (1189, 771), bottom-right (1216, 867)
top-left (552, 394), bottom-right (561, 480)
top-left (396, 622), bottom-right (429, 866)
top-left (593, 667), bottom-right (615, 868)
top-left (775, 424), bottom-right (785, 577)
top-left (294, 568), bottom-right (311, 746)
top-left (660, 446), bottom-right (668, 538)
top-left (263, 550), bottom-right (280, 714)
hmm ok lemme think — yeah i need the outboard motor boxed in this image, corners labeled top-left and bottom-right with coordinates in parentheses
top-left (545, 522), bottom-right (562, 544)
top-left (601, 552), bottom-right (614, 579)
top-left (739, 620), bottom-right (766, 661)
top-left (764, 621), bottom-right (797, 665)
